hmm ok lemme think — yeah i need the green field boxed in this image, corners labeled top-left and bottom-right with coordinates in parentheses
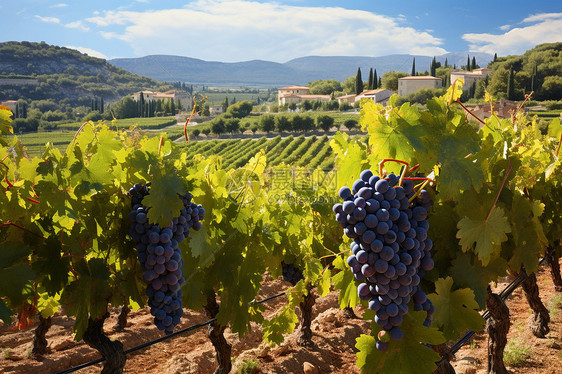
top-left (57, 116), bottom-right (177, 130)
top-left (177, 135), bottom-right (336, 169)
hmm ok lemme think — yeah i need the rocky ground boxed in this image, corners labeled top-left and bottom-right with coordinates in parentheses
top-left (1, 260), bottom-right (561, 374)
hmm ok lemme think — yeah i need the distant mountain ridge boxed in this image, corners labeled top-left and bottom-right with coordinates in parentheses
top-left (109, 52), bottom-right (494, 88)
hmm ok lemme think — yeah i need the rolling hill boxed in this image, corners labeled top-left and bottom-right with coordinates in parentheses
top-left (109, 52), bottom-right (494, 87)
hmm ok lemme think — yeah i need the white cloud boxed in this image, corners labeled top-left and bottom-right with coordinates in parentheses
top-left (65, 21), bottom-right (90, 31)
top-left (35, 15), bottom-right (61, 24)
top-left (499, 24), bottom-right (510, 31)
top-left (82, 0), bottom-right (446, 62)
top-left (463, 13), bottom-right (562, 56)
top-left (49, 3), bottom-right (68, 8)
top-left (66, 46), bottom-right (108, 59)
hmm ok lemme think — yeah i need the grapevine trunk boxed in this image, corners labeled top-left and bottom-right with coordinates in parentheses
top-left (486, 286), bottom-right (510, 374)
top-left (31, 315), bottom-right (52, 357)
top-left (432, 344), bottom-right (456, 374)
top-left (343, 305), bottom-right (358, 319)
top-left (82, 314), bottom-right (126, 374)
top-left (297, 284), bottom-right (316, 347)
top-left (204, 294), bottom-right (232, 374)
top-left (113, 306), bottom-right (130, 332)
top-left (547, 245), bottom-right (562, 292)
top-left (520, 271), bottom-right (550, 338)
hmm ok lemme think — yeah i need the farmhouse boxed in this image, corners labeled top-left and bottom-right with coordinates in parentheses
top-left (133, 90), bottom-right (192, 110)
top-left (398, 76), bottom-right (442, 96)
top-left (277, 86), bottom-right (331, 105)
top-left (355, 89), bottom-right (394, 105)
top-left (450, 68), bottom-right (492, 90)
top-left (336, 94), bottom-right (356, 106)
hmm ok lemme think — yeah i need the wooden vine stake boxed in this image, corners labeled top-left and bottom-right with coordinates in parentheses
top-left (204, 294), bottom-right (232, 374)
top-left (520, 271), bottom-right (550, 338)
top-left (486, 286), bottom-right (510, 374)
top-left (82, 313), bottom-right (126, 374)
top-left (297, 283), bottom-right (316, 347)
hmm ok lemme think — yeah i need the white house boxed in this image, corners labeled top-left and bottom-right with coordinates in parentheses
top-left (209, 105), bottom-right (225, 115)
top-left (355, 89), bottom-right (394, 105)
top-left (450, 68), bottom-right (493, 90)
top-left (277, 86), bottom-right (331, 106)
top-left (398, 76), bottom-right (443, 96)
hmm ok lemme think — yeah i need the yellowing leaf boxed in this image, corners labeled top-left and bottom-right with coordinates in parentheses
top-left (456, 207), bottom-right (511, 265)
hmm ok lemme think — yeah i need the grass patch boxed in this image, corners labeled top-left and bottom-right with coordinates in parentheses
top-left (234, 359), bottom-right (260, 374)
top-left (503, 337), bottom-right (531, 367)
top-left (547, 294), bottom-right (562, 317)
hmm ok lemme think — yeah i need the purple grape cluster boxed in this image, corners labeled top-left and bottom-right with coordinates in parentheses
top-left (281, 261), bottom-right (304, 286)
top-left (128, 183), bottom-right (205, 335)
top-left (333, 169), bottom-right (434, 351)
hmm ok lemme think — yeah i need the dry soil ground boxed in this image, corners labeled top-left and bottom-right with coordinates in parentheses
top-left (1, 260), bottom-right (561, 374)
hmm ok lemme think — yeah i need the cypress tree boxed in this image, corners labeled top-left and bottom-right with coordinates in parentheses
top-left (378, 77), bottom-right (382, 88)
top-left (22, 102), bottom-right (27, 118)
top-left (411, 58), bottom-right (416, 76)
top-left (14, 103), bottom-right (18, 118)
top-left (374, 69), bottom-right (378, 89)
top-left (466, 55), bottom-right (471, 71)
top-left (471, 56), bottom-right (477, 70)
top-left (368, 68), bottom-right (374, 90)
top-left (430, 57), bottom-right (436, 77)
top-left (493, 53), bottom-right (497, 62)
top-left (139, 93), bottom-right (145, 117)
top-left (507, 68), bottom-right (515, 100)
top-left (445, 58), bottom-right (448, 67)
top-left (355, 67), bottom-right (363, 95)
top-left (170, 98), bottom-right (175, 114)
top-left (100, 97), bottom-right (104, 114)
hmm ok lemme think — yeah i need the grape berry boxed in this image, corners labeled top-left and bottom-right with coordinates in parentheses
top-left (282, 261), bottom-right (304, 286)
top-left (334, 170), bottom-right (434, 350)
top-left (128, 183), bottom-right (205, 335)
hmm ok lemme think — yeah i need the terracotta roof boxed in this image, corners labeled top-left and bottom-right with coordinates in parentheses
top-left (279, 86), bottom-right (310, 90)
top-left (337, 94), bottom-right (356, 99)
top-left (298, 95), bottom-right (331, 100)
top-left (358, 89), bottom-right (391, 96)
top-left (399, 76), bottom-right (441, 80)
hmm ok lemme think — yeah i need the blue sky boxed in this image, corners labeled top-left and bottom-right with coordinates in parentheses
top-left (1, 0), bottom-right (561, 62)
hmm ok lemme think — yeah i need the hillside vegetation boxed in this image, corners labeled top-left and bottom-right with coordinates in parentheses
top-left (487, 42), bottom-right (562, 101)
top-left (0, 41), bottom-right (171, 106)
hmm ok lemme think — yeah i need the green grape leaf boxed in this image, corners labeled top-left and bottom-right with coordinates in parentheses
top-left (32, 237), bottom-right (69, 296)
top-left (143, 167), bottom-right (184, 226)
top-left (61, 258), bottom-right (111, 341)
top-left (262, 305), bottom-right (299, 345)
top-left (450, 253), bottom-right (507, 308)
top-left (0, 107), bottom-right (13, 136)
top-left (508, 196), bottom-right (546, 273)
top-left (316, 266), bottom-right (332, 298)
top-left (37, 291), bottom-right (61, 318)
top-left (456, 207), bottom-right (511, 265)
top-left (356, 311), bottom-right (445, 374)
top-left (330, 132), bottom-right (368, 188)
top-left (427, 277), bottom-right (485, 340)
top-left (332, 255), bottom-right (360, 309)
top-left (0, 241), bottom-right (31, 269)
top-left (547, 117), bottom-right (561, 139)
top-left (0, 263), bottom-right (35, 307)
